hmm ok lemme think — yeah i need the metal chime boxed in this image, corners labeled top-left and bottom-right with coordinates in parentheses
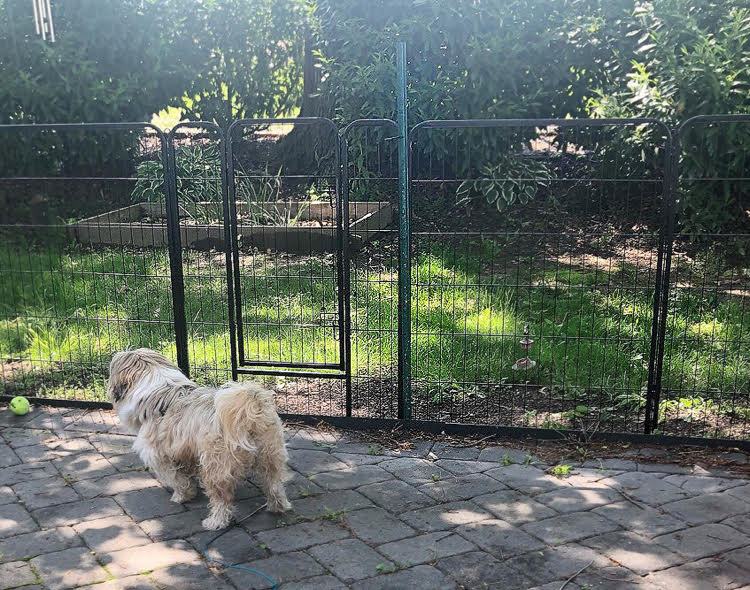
top-left (32, 0), bottom-right (56, 42)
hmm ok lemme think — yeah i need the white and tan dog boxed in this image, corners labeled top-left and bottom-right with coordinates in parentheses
top-left (107, 348), bottom-right (292, 530)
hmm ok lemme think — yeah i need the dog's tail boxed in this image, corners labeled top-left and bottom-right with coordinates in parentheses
top-left (213, 381), bottom-right (283, 453)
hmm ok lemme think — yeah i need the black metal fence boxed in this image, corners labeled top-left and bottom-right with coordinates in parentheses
top-left (0, 115), bottom-right (748, 446)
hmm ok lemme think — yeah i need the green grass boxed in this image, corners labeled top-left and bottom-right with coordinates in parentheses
top-left (0, 236), bottom-right (748, 428)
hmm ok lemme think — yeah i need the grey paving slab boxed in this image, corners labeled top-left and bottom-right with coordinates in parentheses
top-left (190, 526), bottom-right (265, 565)
top-left (456, 519), bottom-right (545, 556)
top-left (0, 560), bottom-right (38, 589)
top-left (378, 457), bottom-right (451, 486)
top-left (288, 449), bottom-right (349, 475)
top-left (431, 441), bottom-right (481, 461)
top-left (350, 565), bottom-right (458, 590)
top-left (0, 443), bottom-right (19, 468)
top-left (0, 502), bottom-right (38, 537)
top-left (661, 491), bottom-right (750, 525)
top-left (308, 538), bottom-right (393, 582)
top-left (654, 523), bottom-right (750, 559)
top-left (478, 446), bottom-right (538, 465)
top-left (31, 546), bottom-right (109, 590)
top-left (436, 550), bottom-right (534, 590)
top-left (279, 575), bottom-right (348, 590)
top-left (225, 551), bottom-right (325, 590)
top-left (356, 479), bottom-right (435, 513)
top-left (581, 530), bottom-right (685, 574)
top-left (74, 471), bottom-right (160, 498)
top-left (343, 507), bottom-right (416, 543)
top-left (139, 508), bottom-right (214, 541)
top-left (148, 562), bottom-right (235, 590)
top-left (723, 512), bottom-right (750, 533)
top-left (591, 501), bottom-right (686, 538)
top-left (725, 545), bottom-right (750, 571)
top-left (433, 458), bottom-right (498, 475)
top-left (310, 465), bottom-right (391, 490)
top-left (12, 475), bottom-right (80, 510)
top-left (418, 472), bottom-right (505, 502)
top-left (521, 511), bottom-right (620, 544)
top-left (330, 452), bottom-right (389, 467)
top-left (255, 519), bottom-right (349, 552)
top-left (0, 461), bottom-right (58, 486)
top-left (645, 555), bottom-right (750, 590)
top-left (485, 464), bottom-right (569, 495)
top-left (99, 539), bottom-right (200, 578)
top-left (0, 485), bottom-right (15, 505)
top-left (0, 526), bottom-right (82, 563)
top-left (73, 514), bottom-right (152, 552)
top-left (376, 531), bottom-right (476, 566)
top-left (32, 496), bottom-right (124, 528)
top-left (472, 489), bottom-right (558, 524)
top-left (401, 500), bottom-right (492, 532)
top-left (87, 433), bottom-right (136, 456)
top-left (534, 482), bottom-right (624, 513)
top-left (114, 486), bottom-right (185, 522)
top-left (727, 484), bottom-right (750, 503)
top-left (505, 544), bottom-right (610, 587)
top-left (664, 474), bottom-right (746, 494)
top-left (605, 471), bottom-right (693, 506)
top-left (290, 489), bottom-right (372, 519)
top-left (55, 451), bottom-right (118, 481)
top-left (76, 576), bottom-right (157, 590)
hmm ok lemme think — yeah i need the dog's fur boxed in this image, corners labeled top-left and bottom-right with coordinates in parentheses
top-left (107, 348), bottom-right (292, 530)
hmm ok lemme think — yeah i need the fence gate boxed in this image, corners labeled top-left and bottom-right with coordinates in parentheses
top-left (225, 118), bottom-right (349, 381)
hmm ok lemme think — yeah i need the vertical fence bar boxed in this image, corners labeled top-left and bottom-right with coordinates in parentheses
top-left (164, 137), bottom-right (190, 376)
top-left (339, 136), bottom-right (353, 416)
top-left (396, 42), bottom-right (412, 420)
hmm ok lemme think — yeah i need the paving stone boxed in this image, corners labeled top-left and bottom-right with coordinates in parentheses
top-left (291, 489), bottom-right (372, 519)
top-left (330, 452), bottom-right (388, 467)
top-left (605, 471), bottom-right (692, 506)
top-left (287, 430), bottom-right (340, 451)
top-left (74, 471), bottom-right (160, 498)
top-left (431, 442), bottom-right (480, 461)
top-left (139, 508), bottom-right (209, 541)
top-left (505, 544), bottom-right (610, 587)
top-left (32, 496), bottom-right (124, 528)
top-left (0, 526), bottom-right (82, 562)
top-left (115, 486), bottom-right (185, 522)
top-left (472, 489), bottom-right (557, 524)
top-left (433, 459), bottom-right (498, 475)
top-left (661, 491), bottom-right (750, 525)
top-left (646, 556), bottom-right (750, 590)
top-left (226, 551), bottom-right (325, 589)
top-left (418, 473), bottom-right (504, 502)
top-left (485, 464), bottom-right (569, 495)
top-left (31, 546), bottom-right (109, 589)
top-left (74, 514), bottom-right (151, 552)
top-left (76, 576), bottom-right (157, 590)
top-left (722, 452), bottom-right (749, 465)
top-left (288, 449), bottom-right (349, 475)
top-left (310, 465), bottom-right (391, 490)
top-left (401, 500), bottom-right (492, 532)
top-left (380, 440), bottom-right (434, 458)
top-left (727, 484), bottom-right (750, 504)
top-left (565, 467), bottom-right (622, 486)
top-left (106, 452), bottom-right (147, 473)
top-left (522, 511), bottom-right (620, 544)
top-left (0, 560), bottom-right (38, 588)
top-left (0, 502), bottom-right (38, 537)
top-left (725, 545), bottom-right (750, 571)
top-left (279, 575), bottom-right (347, 590)
top-left (239, 506), bottom-right (289, 533)
top-left (664, 474), bottom-right (745, 494)
top-left (478, 446), bottom-right (537, 464)
top-left (344, 507), bottom-right (415, 543)
top-left (149, 562), bottom-right (235, 590)
top-left (12, 475), bottom-right (80, 509)
top-left (723, 512), bottom-right (750, 534)
top-left (56, 451), bottom-right (118, 481)
top-left (379, 457), bottom-right (451, 486)
top-left (326, 440), bottom-right (381, 456)
top-left (436, 550), bottom-right (534, 590)
top-left (582, 458), bottom-right (638, 471)
top-left (14, 438), bottom-right (96, 463)
top-left (351, 565), bottom-right (458, 590)
top-left (283, 472), bottom-right (324, 501)
top-left (99, 539), bottom-right (199, 577)
top-left (0, 485), bottom-right (15, 505)
top-left (592, 501), bottom-right (686, 538)
top-left (308, 538), bottom-right (393, 582)
top-left (256, 519), bottom-right (349, 552)
top-left (638, 462), bottom-right (691, 474)
top-left (581, 530), bottom-right (685, 574)
top-left (88, 433), bottom-right (136, 456)
top-left (456, 518), bottom-right (544, 556)
top-left (0, 461), bottom-right (58, 486)
top-left (654, 523), bottom-right (750, 559)
top-left (0, 442), bottom-right (20, 468)
top-left (1, 428), bottom-right (55, 449)
top-left (527, 583), bottom-right (580, 590)
top-left (357, 480), bottom-right (434, 513)
top-left (377, 531), bottom-right (476, 566)
top-left (576, 564), bottom-right (664, 590)
top-left (534, 483), bottom-right (624, 513)
top-left (191, 526), bottom-right (265, 565)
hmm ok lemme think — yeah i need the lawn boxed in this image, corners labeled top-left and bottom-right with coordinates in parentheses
top-left (1, 233), bottom-right (748, 437)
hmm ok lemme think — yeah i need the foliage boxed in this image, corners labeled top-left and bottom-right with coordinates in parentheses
top-left (588, 1), bottom-right (750, 236)
top-left (456, 154), bottom-right (554, 211)
top-left (179, 0), bottom-right (311, 129)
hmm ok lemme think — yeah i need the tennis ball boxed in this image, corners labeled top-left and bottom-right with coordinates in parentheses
top-left (9, 396), bottom-right (30, 416)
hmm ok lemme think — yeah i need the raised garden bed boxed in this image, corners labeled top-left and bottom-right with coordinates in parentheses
top-left (69, 201), bottom-right (392, 253)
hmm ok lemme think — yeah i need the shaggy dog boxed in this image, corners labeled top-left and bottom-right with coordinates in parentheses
top-left (107, 348), bottom-right (292, 530)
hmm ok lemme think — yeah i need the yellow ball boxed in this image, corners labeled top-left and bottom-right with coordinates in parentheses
top-left (9, 396), bottom-right (30, 416)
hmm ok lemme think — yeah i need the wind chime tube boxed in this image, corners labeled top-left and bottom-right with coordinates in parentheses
top-left (32, 0), bottom-right (41, 36)
top-left (38, 0), bottom-right (47, 41)
top-left (45, 0), bottom-right (55, 42)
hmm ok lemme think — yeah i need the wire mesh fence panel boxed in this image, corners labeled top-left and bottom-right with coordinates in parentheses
top-left (657, 116), bottom-right (750, 440)
top-left (408, 120), bottom-right (670, 434)
top-left (0, 124), bottom-right (175, 403)
top-left (167, 123), bottom-right (233, 385)
top-left (226, 119), bottom-right (346, 416)
top-left (342, 121), bottom-right (400, 418)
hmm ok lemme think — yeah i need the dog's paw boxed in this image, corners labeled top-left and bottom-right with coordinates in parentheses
top-left (267, 498), bottom-right (292, 513)
top-left (202, 514), bottom-right (231, 530)
top-left (170, 491), bottom-right (192, 504)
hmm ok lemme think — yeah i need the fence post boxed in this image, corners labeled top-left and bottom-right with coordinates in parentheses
top-left (396, 42), bottom-right (412, 420)
top-left (163, 136), bottom-right (190, 377)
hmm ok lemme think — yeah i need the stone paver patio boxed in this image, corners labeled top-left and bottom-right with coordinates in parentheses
top-left (1, 406), bottom-right (750, 589)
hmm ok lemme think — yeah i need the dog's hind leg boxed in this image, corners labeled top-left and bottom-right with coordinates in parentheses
top-left (134, 435), bottom-right (196, 503)
top-left (199, 449), bottom-right (236, 530)
top-left (256, 428), bottom-right (292, 513)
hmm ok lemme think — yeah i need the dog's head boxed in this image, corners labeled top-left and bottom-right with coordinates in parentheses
top-left (107, 348), bottom-right (179, 406)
